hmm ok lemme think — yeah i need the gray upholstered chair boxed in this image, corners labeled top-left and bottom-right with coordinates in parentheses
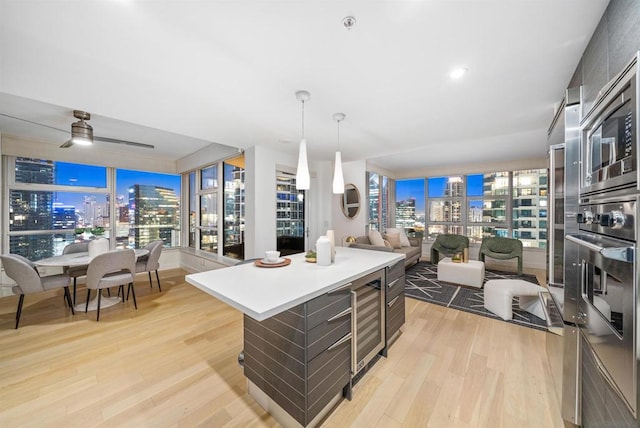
top-left (136, 240), bottom-right (163, 292)
top-left (430, 234), bottom-right (470, 263)
top-left (479, 236), bottom-right (523, 275)
top-left (85, 249), bottom-right (136, 321)
top-left (1, 254), bottom-right (74, 329)
top-left (62, 241), bottom-right (89, 304)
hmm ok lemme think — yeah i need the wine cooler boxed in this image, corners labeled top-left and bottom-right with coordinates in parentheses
top-left (351, 269), bottom-right (385, 376)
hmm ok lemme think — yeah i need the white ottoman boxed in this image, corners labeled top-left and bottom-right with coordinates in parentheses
top-left (483, 279), bottom-right (546, 321)
top-left (437, 258), bottom-right (485, 288)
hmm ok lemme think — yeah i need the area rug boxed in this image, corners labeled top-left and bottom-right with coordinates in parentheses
top-left (404, 261), bottom-right (546, 330)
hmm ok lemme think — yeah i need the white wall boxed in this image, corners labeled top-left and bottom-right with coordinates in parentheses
top-left (245, 145), bottom-right (278, 259)
top-left (331, 159), bottom-right (368, 245)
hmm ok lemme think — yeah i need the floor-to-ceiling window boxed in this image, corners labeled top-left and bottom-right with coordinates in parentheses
top-left (182, 153), bottom-right (246, 258)
top-left (199, 164), bottom-right (218, 253)
top-left (276, 170), bottom-right (305, 256)
top-left (223, 155), bottom-right (245, 259)
top-left (391, 168), bottom-right (548, 249)
top-left (4, 156), bottom-right (181, 260)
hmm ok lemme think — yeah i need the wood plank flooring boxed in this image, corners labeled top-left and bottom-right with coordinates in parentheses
top-left (0, 269), bottom-right (563, 427)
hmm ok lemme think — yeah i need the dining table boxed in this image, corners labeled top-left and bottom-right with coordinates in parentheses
top-left (36, 248), bottom-right (149, 312)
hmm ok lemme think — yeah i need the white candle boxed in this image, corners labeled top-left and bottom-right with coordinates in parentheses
top-left (326, 230), bottom-right (336, 262)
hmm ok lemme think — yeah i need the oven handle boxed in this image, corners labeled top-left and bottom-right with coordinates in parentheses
top-left (566, 234), bottom-right (635, 263)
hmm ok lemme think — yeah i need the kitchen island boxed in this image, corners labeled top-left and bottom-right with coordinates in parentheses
top-left (185, 247), bottom-right (406, 427)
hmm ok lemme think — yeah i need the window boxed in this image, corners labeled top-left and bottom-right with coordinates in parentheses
top-left (183, 154), bottom-right (246, 258)
top-left (198, 165), bottom-right (218, 253)
top-left (8, 158), bottom-right (109, 260)
top-left (427, 175), bottom-right (464, 240)
top-left (5, 157), bottom-right (181, 261)
top-left (368, 172), bottom-right (393, 231)
top-left (188, 172), bottom-right (196, 248)
top-left (276, 171), bottom-right (305, 255)
top-left (512, 169), bottom-right (547, 248)
top-left (223, 155), bottom-right (245, 259)
top-left (395, 178), bottom-right (425, 238)
top-left (116, 169), bottom-right (181, 249)
top-left (466, 172), bottom-right (509, 243)
top-left (419, 169), bottom-right (547, 248)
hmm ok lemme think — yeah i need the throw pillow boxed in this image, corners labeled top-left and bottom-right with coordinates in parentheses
top-left (384, 231), bottom-right (402, 249)
top-left (368, 229), bottom-right (385, 247)
top-left (386, 227), bottom-right (411, 247)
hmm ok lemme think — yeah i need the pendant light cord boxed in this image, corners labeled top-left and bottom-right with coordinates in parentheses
top-left (301, 99), bottom-right (305, 138)
top-left (337, 119), bottom-right (341, 151)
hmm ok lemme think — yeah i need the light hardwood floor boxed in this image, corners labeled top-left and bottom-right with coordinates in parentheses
top-left (0, 269), bottom-right (563, 427)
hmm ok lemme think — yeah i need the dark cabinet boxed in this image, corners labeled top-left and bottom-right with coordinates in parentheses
top-left (243, 285), bottom-right (352, 426)
top-left (577, 1), bottom-right (640, 118)
top-left (385, 260), bottom-right (405, 345)
top-left (243, 261), bottom-right (406, 426)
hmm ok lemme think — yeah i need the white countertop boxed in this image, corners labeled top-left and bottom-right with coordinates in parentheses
top-left (185, 247), bottom-right (404, 321)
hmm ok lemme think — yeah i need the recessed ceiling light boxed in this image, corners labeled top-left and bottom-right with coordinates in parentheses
top-left (450, 67), bottom-right (468, 80)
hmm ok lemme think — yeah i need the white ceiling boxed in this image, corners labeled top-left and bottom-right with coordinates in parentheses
top-left (0, 1), bottom-right (609, 174)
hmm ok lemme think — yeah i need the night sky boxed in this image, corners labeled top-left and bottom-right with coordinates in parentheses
top-left (54, 162), bottom-right (180, 208)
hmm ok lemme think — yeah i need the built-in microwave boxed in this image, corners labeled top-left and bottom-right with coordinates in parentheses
top-left (581, 54), bottom-right (637, 195)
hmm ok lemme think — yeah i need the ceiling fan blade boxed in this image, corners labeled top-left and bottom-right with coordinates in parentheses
top-left (94, 136), bottom-right (155, 149)
top-left (1, 113), bottom-right (69, 134)
top-left (60, 140), bottom-right (74, 148)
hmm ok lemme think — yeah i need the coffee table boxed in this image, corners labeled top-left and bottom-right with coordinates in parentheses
top-left (437, 257), bottom-right (485, 288)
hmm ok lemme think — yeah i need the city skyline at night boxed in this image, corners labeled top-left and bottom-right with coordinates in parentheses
top-left (52, 162), bottom-right (180, 209)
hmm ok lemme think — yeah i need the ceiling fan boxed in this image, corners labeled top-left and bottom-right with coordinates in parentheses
top-left (0, 110), bottom-right (155, 149)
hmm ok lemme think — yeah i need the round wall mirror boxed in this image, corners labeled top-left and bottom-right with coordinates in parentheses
top-left (341, 183), bottom-right (360, 218)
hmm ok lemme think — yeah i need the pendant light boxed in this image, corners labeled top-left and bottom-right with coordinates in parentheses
top-left (295, 90), bottom-right (311, 190)
top-left (332, 113), bottom-right (345, 194)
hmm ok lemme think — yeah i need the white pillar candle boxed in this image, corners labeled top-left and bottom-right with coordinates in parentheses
top-left (326, 230), bottom-right (335, 262)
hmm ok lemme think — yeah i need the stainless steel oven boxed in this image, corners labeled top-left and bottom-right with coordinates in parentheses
top-left (568, 194), bottom-right (638, 417)
top-left (581, 53), bottom-right (637, 195)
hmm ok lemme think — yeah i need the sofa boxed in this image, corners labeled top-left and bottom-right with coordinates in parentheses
top-left (349, 235), bottom-right (422, 268)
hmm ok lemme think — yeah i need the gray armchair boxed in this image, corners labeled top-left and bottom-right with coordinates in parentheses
top-left (479, 236), bottom-right (523, 275)
top-left (136, 240), bottom-right (163, 292)
top-left (1, 254), bottom-right (74, 328)
top-left (430, 234), bottom-right (469, 263)
top-left (85, 249), bottom-right (136, 321)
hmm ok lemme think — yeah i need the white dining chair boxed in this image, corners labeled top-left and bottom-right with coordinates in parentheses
top-left (62, 241), bottom-right (89, 304)
top-left (136, 240), bottom-right (164, 292)
top-left (1, 254), bottom-right (74, 328)
top-left (85, 249), bottom-right (136, 321)
top-left (88, 237), bottom-right (110, 257)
